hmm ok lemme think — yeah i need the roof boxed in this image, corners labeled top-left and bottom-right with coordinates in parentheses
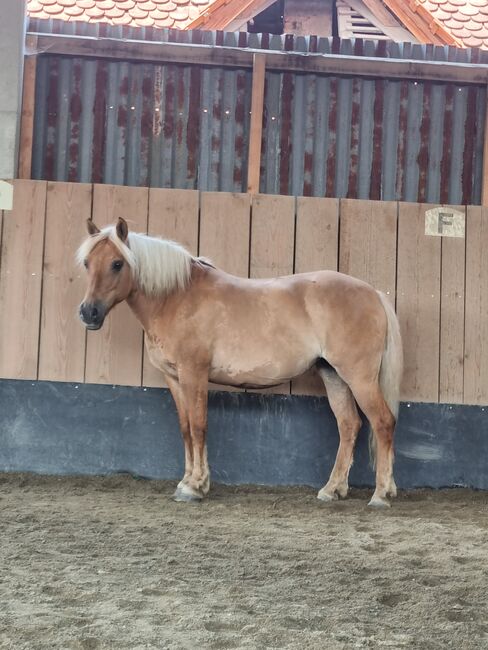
top-left (420, 0), bottom-right (488, 49)
top-left (383, 0), bottom-right (488, 49)
top-left (26, 0), bottom-right (213, 29)
top-left (25, 0), bottom-right (488, 49)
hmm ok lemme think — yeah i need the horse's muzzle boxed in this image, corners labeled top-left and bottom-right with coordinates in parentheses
top-left (79, 301), bottom-right (106, 330)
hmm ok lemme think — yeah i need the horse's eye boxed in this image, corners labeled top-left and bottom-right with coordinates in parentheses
top-left (112, 260), bottom-right (124, 272)
top-left (83, 259), bottom-right (88, 269)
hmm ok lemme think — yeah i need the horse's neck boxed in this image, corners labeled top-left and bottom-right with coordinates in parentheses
top-left (126, 262), bottom-right (214, 334)
top-left (126, 289), bottom-right (167, 334)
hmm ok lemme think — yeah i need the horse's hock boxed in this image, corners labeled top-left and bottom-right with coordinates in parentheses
top-left (0, 180), bottom-right (486, 489)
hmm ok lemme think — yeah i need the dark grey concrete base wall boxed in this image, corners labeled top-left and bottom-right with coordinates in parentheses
top-left (1, 379), bottom-right (487, 489)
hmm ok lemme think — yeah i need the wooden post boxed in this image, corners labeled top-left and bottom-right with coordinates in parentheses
top-left (482, 84), bottom-right (488, 206)
top-left (247, 53), bottom-right (266, 195)
top-left (18, 35), bottom-right (38, 180)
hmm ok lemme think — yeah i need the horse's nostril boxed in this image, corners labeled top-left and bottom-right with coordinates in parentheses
top-left (91, 306), bottom-right (98, 319)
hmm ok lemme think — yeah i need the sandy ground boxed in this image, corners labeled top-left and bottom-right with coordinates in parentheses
top-left (0, 474), bottom-right (487, 650)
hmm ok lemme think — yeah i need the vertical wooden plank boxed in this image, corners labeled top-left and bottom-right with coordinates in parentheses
top-left (85, 185), bottom-right (148, 386)
top-left (38, 182), bottom-right (92, 382)
top-left (439, 205), bottom-right (466, 404)
top-left (293, 196), bottom-right (339, 396)
top-left (464, 206), bottom-right (488, 404)
top-left (0, 180), bottom-right (46, 379)
top-left (247, 54), bottom-right (266, 194)
top-left (18, 37), bottom-right (38, 180)
top-left (199, 192), bottom-right (251, 276)
top-left (250, 193), bottom-right (295, 394)
top-left (397, 202), bottom-right (441, 402)
top-left (147, 188), bottom-right (199, 253)
top-left (199, 191), bottom-right (251, 392)
top-left (339, 199), bottom-right (397, 302)
top-left (142, 188), bottom-right (199, 388)
top-left (481, 85), bottom-right (488, 207)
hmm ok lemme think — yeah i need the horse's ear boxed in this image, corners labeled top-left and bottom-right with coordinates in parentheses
top-left (87, 219), bottom-right (100, 236)
top-left (116, 217), bottom-right (129, 243)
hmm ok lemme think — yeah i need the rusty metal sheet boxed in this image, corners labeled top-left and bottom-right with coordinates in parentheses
top-left (30, 26), bottom-right (487, 204)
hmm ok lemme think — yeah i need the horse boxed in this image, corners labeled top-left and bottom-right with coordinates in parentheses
top-left (78, 217), bottom-right (403, 508)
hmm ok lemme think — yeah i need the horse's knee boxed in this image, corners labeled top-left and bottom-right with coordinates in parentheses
top-left (376, 417), bottom-right (395, 443)
top-left (337, 415), bottom-right (362, 443)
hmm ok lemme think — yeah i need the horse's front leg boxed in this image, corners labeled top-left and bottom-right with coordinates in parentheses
top-left (165, 376), bottom-right (194, 501)
top-left (173, 365), bottom-right (210, 502)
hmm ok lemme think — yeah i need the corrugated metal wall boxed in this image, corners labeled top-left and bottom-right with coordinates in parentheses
top-left (260, 71), bottom-right (486, 203)
top-left (32, 56), bottom-right (252, 192)
top-left (30, 22), bottom-right (487, 203)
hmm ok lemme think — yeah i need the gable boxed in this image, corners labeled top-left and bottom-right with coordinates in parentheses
top-left (337, 0), bottom-right (415, 41)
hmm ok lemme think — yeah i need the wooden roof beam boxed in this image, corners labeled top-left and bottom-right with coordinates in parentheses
top-left (29, 33), bottom-right (488, 85)
top-left (382, 0), bottom-right (463, 47)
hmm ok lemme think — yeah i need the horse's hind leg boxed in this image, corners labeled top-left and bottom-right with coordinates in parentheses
top-left (348, 379), bottom-right (396, 508)
top-left (317, 365), bottom-right (362, 502)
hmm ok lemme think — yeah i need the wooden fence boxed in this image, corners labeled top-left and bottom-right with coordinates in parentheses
top-left (1, 179), bottom-right (487, 405)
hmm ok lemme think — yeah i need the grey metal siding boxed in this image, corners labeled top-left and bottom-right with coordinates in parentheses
top-left (29, 22), bottom-right (487, 203)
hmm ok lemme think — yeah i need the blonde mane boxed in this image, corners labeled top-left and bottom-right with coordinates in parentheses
top-left (77, 227), bottom-right (197, 296)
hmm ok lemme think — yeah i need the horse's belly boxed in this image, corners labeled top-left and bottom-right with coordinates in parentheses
top-left (209, 340), bottom-right (318, 387)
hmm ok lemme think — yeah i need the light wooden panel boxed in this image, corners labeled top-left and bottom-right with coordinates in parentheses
top-left (199, 192), bottom-right (252, 392)
top-left (142, 188), bottom-right (199, 388)
top-left (397, 203), bottom-right (441, 402)
top-left (250, 193), bottom-right (295, 394)
top-left (38, 183), bottom-right (92, 382)
top-left (85, 185), bottom-right (148, 386)
top-left (147, 188), bottom-right (199, 251)
top-left (439, 205), bottom-right (466, 404)
top-left (293, 197), bottom-right (339, 396)
top-left (464, 206), bottom-right (488, 404)
top-left (339, 199), bottom-right (397, 302)
top-left (0, 180), bottom-right (46, 379)
top-left (199, 192), bottom-right (251, 275)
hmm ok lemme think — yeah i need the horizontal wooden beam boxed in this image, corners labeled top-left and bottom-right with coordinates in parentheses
top-left (30, 33), bottom-right (488, 84)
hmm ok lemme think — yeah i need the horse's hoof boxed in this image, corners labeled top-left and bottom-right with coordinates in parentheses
top-left (317, 489), bottom-right (338, 503)
top-left (368, 496), bottom-right (391, 508)
top-left (172, 485), bottom-right (203, 503)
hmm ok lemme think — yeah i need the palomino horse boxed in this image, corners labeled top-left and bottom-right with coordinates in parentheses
top-left (78, 218), bottom-right (403, 508)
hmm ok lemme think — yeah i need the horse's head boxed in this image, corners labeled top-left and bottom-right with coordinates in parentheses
top-left (78, 218), bottom-right (134, 330)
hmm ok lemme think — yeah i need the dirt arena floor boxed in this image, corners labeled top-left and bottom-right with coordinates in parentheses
top-left (0, 474), bottom-right (487, 650)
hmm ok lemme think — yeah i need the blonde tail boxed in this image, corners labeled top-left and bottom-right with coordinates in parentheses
top-left (369, 291), bottom-right (404, 467)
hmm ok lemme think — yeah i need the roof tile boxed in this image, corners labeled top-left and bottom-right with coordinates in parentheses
top-left (28, 0), bottom-right (45, 11)
top-left (154, 16), bottom-right (174, 27)
top-left (25, 0), bottom-right (488, 50)
top-left (85, 5), bottom-right (105, 18)
top-left (418, 0), bottom-right (488, 48)
top-left (43, 2), bottom-right (65, 14)
top-left (64, 4), bottom-right (85, 15)
top-left (111, 12), bottom-right (133, 24)
top-left (115, 0), bottom-right (136, 9)
top-left (27, 0), bottom-right (211, 28)
top-left (97, 0), bottom-right (116, 10)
